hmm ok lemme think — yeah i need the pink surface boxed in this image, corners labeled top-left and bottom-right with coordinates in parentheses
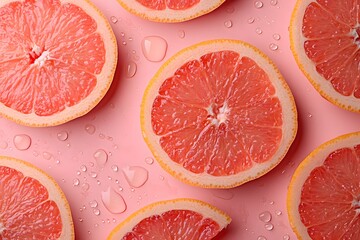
top-left (1, 0), bottom-right (360, 239)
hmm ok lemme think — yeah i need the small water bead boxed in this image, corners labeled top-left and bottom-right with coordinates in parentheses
top-left (126, 61), bottom-right (137, 78)
top-left (94, 223), bottom-right (99, 228)
top-left (81, 183), bottom-right (90, 192)
top-left (122, 166), bottom-right (149, 188)
top-left (224, 20), bottom-right (233, 28)
top-left (13, 134), bottom-right (31, 150)
top-left (78, 218), bottom-right (83, 223)
top-left (145, 157), bottom-right (154, 165)
top-left (273, 33), bottom-right (281, 40)
top-left (0, 141), bottom-right (8, 149)
top-left (257, 236), bottom-right (267, 240)
top-left (256, 28), bottom-right (263, 34)
top-left (89, 200), bottom-right (98, 208)
top-left (80, 165), bottom-right (87, 172)
top-left (254, 1), bottom-right (264, 8)
top-left (94, 149), bottom-right (108, 167)
top-left (308, 113), bottom-right (313, 118)
top-left (57, 131), bottom-right (68, 141)
top-left (247, 17), bottom-right (255, 24)
top-left (90, 172), bottom-right (98, 178)
top-left (225, 6), bottom-right (235, 13)
top-left (111, 165), bottom-right (119, 172)
top-left (269, 43), bottom-right (279, 51)
top-left (93, 209), bottom-right (101, 216)
top-left (97, 180), bottom-right (101, 185)
top-left (76, 171), bottom-right (81, 176)
top-left (283, 234), bottom-right (290, 240)
top-left (259, 211), bottom-right (272, 223)
top-left (141, 36), bottom-right (168, 62)
top-left (212, 190), bottom-right (234, 200)
top-left (99, 133), bottom-right (105, 139)
top-left (275, 210), bottom-right (282, 216)
top-left (43, 151), bottom-right (53, 160)
top-left (73, 178), bottom-right (80, 186)
top-left (85, 124), bottom-right (96, 135)
top-left (270, 0), bottom-right (278, 6)
top-left (177, 30), bottom-right (185, 39)
top-left (110, 16), bottom-right (118, 23)
top-left (115, 179), bottom-right (120, 184)
top-left (269, 201), bottom-right (275, 205)
top-left (265, 223), bottom-right (274, 231)
top-left (101, 187), bottom-right (127, 214)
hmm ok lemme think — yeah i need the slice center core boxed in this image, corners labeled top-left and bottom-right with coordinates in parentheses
top-left (29, 44), bottom-right (50, 67)
top-left (206, 102), bottom-right (230, 126)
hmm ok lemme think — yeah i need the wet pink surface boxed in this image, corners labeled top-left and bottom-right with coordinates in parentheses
top-left (1, 0), bottom-right (360, 239)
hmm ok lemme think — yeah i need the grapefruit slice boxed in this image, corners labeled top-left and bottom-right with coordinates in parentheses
top-left (0, 0), bottom-right (118, 127)
top-left (290, 0), bottom-right (360, 112)
top-left (287, 132), bottom-right (360, 239)
top-left (117, 0), bottom-right (225, 23)
top-left (107, 198), bottom-right (231, 239)
top-left (0, 156), bottom-right (74, 239)
top-left (141, 39), bottom-right (298, 188)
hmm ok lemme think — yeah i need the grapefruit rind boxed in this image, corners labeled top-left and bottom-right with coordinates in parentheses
top-left (0, 0), bottom-right (118, 127)
top-left (0, 156), bottom-right (74, 239)
top-left (290, 0), bottom-right (360, 112)
top-left (287, 132), bottom-right (360, 239)
top-left (117, 0), bottom-right (225, 23)
top-left (107, 198), bottom-right (231, 239)
top-left (140, 39), bottom-right (298, 189)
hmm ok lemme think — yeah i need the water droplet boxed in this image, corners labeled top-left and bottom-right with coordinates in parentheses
top-left (94, 223), bottom-right (99, 228)
top-left (270, 0), bottom-right (278, 6)
top-left (273, 33), bottom-right (281, 40)
top-left (159, 175), bottom-right (165, 181)
top-left (178, 30), bottom-right (185, 39)
top-left (110, 16), bottom-right (118, 23)
top-left (115, 179), bottom-right (119, 184)
top-left (259, 211), bottom-right (272, 222)
top-left (283, 234), bottom-right (290, 240)
top-left (99, 133), bottom-right (105, 139)
top-left (90, 172), bottom-right (98, 178)
top-left (112, 218), bottom-right (116, 223)
top-left (0, 141), bottom-right (8, 149)
top-left (126, 61), bottom-right (137, 78)
top-left (257, 236), bottom-right (267, 240)
top-left (56, 160), bottom-right (60, 164)
top-left (73, 178), bottom-right (80, 186)
top-left (224, 20), bottom-right (233, 28)
top-left (254, 1), bottom-right (264, 8)
top-left (256, 27), bottom-right (263, 34)
top-left (247, 17), bottom-right (255, 24)
top-left (269, 201), bottom-right (275, 205)
top-left (89, 200), bottom-right (98, 208)
top-left (145, 157), bottom-right (154, 165)
top-left (94, 149), bottom-right (108, 167)
top-left (76, 171), bottom-right (81, 176)
top-left (226, 6), bottom-right (235, 13)
top-left (101, 187), bottom-right (127, 214)
top-left (93, 208), bottom-right (101, 216)
top-left (141, 36), bottom-right (168, 62)
top-left (122, 166), bottom-right (149, 188)
top-left (78, 218), bottom-right (83, 222)
top-left (111, 165), bottom-right (119, 172)
top-left (97, 180), bottom-right (101, 185)
top-left (85, 124), bottom-right (96, 135)
top-left (42, 151), bottom-right (53, 160)
top-left (212, 190), bottom-right (234, 200)
top-left (81, 183), bottom-right (90, 192)
top-left (80, 165), bottom-right (87, 172)
top-left (89, 162), bottom-right (95, 167)
top-left (275, 210), bottom-right (282, 216)
top-left (57, 131), bottom-right (68, 141)
top-left (13, 134), bottom-right (31, 150)
top-left (269, 43), bottom-right (279, 51)
top-left (308, 113), bottom-right (313, 118)
top-left (265, 223), bottom-right (274, 231)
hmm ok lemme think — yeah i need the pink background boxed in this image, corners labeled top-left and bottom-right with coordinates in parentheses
top-left (1, 0), bottom-right (360, 239)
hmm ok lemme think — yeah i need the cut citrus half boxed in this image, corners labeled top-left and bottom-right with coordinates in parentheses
top-left (141, 39), bottom-right (298, 188)
top-left (0, 0), bottom-right (118, 127)
top-left (107, 198), bottom-right (231, 239)
top-left (290, 0), bottom-right (360, 112)
top-left (117, 0), bottom-right (225, 23)
top-left (287, 132), bottom-right (360, 239)
top-left (0, 156), bottom-right (74, 239)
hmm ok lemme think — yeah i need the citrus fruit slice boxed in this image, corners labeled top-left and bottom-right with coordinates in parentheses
top-left (141, 39), bottom-right (298, 188)
top-left (117, 0), bottom-right (225, 23)
top-left (287, 132), bottom-right (360, 239)
top-left (107, 198), bottom-right (231, 239)
top-left (0, 156), bottom-right (74, 239)
top-left (290, 0), bottom-right (360, 112)
top-left (0, 0), bottom-right (118, 127)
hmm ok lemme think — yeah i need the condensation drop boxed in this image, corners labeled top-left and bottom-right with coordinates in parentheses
top-left (93, 208), bottom-right (101, 216)
top-left (110, 16), bottom-right (118, 23)
top-left (101, 187), bottom-right (127, 214)
top-left (80, 165), bottom-right (87, 172)
top-left (42, 151), bottom-right (53, 160)
top-left (0, 141), bottom-right (8, 149)
top-left (13, 134), bottom-right (31, 150)
top-left (78, 218), bottom-right (83, 223)
top-left (308, 113), bottom-right (313, 118)
top-left (247, 17), bottom-right (255, 24)
top-left (89, 200), bottom-right (98, 208)
top-left (256, 28), bottom-right (263, 34)
top-left (57, 131), bottom-right (68, 141)
top-left (226, 6), bottom-right (235, 13)
top-left (270, 0), bottom-right (278, 6)
top-left (81, 183), bottom-right (90, 192)
top-left (145, 157), bottom-right (154, 165)
top-left (126, 61), bottom-right (137, 78)
top-left (122, 166), bottom-right (149, 188)
top-left (90, 172), bottom-right (98, 178)
top-left (269, 43), bottom-right (279, 51)
top-left (94, 149), bottom-right (108, 167)
top-left (212, 190), bottom-right (234, 200)
top-left (257, 236), bottom-right (267, 240)
top-left (224, 20), bottom-right (233, 28)
top-left (259, 211), bottom-right (272, 223)
top-left (283, 234), bottom-right (290, 240)
top-left (178, 30), bottom-right (185, 39)
top-left (141, 36), bottom-right (168, 62)
top-left (85, 124), bottom-right (96, 135)
top-left (111, 165), bottom-right (119, 172)
top-left (73, 178), bottom-right (80, 186)
top-left (254, 1), bottom-right (264, 8)
top-left (275, 210), bottom-right (282, 216)
top-left (273, 33), bottom-right (281, 40)
top-left (265, 223), bottom-right (274, 231)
